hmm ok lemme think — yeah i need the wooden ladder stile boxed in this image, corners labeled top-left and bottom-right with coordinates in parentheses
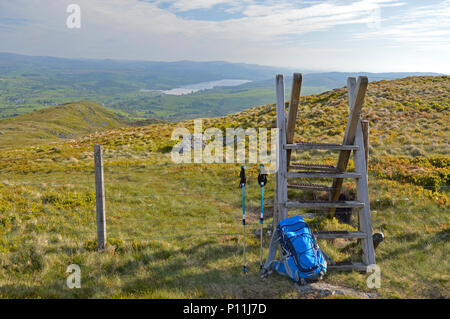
top-left (274, 73), bottom-right (376, 272)
top-left (286, 73), bottom-right (303, 168)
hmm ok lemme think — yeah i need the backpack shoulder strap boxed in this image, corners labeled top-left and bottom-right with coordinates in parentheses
top-left (320, 248), bottom-right (333, 265)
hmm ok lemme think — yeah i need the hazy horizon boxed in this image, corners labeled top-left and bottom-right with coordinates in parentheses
top-left (0, 51), bottom-right (446, 75)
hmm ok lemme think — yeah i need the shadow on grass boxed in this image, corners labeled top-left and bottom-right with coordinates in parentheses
top-left (0, 239), bottom-right (296, 298)
top-left (0, 281), bottom-right (109, 299)
top-left (117, 241), bottom-right (290, 298)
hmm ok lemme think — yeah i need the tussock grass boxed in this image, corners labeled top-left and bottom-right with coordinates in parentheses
top-left (0, 148), bottom-right (447, 298)
top-left (0, 76), bottom-right (448, 298)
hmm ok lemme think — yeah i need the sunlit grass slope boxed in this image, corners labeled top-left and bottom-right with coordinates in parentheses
top-left (0, 101), bottom-right (131, 149)
top-left (0, 76), bottom-right (448, 298)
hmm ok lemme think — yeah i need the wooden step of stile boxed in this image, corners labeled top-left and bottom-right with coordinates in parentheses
top-left (289, 163), bottom-right (337, 172)
top-left (328, 262), bottom-right (368, 272)
top-left (284, 200), bottom-right (364, 209)
top-left (314, 231), bottom-right (366, 239)
top-left (287, 171), bottom-right (361, 179)
top-left (284, 142), bottom-right (359, 151)
top-left (287, 182), bottom-right (333, 191)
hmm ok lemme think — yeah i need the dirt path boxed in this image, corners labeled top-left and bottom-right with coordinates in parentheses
top-left (295, 282), bottom-right (379, 299)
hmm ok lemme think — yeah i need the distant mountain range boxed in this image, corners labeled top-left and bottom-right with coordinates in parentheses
top-left (242, 71), bottom-right (443, 90)
top-left (0, 52), bottom-right (290, 89)
top-left (0, 52), bottom-right (443, 121)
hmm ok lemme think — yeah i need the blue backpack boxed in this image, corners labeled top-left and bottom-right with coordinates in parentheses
top-left (262, 216), bottom-right (329, 284)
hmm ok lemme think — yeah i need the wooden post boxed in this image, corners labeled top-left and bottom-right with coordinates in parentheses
top-left (329, 76), bottom-right (368, 217)
top-left (286, 73), bottom-right (302, 168)
top-left (354, 121), bottom-right (376, 265)
top-left (273, 173), bottom-right (278, 228)
top-left (94, 145), bottom-right (106, 250)
top-left (362, 120), bottom-right (369, 173)
top-left (356, 120), bottom-right (369, 231)
top-left (275, 74), bottom-right (288, 228)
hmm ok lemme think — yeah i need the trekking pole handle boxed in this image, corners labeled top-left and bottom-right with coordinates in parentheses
top-left (258, 164), bottom-right (267, 225)
top-left (239, 165), bottom-right (246, 188)
top-left (258, 164), bottom-right (267, 187)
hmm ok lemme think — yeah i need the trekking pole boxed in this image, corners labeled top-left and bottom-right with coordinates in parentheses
top-left (258, 164), bottom-right (267, 270)
top-left (239, 166), bottom-right (247, 274)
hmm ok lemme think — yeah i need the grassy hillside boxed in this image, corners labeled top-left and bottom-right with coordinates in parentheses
top-left (0, 76), bottom-right (448, 298)
top-left (0, 101), bottom-right (132, 149)
top-left (206, 75), bottom-right (449, 156)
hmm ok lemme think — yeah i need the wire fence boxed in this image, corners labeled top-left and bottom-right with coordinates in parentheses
top-left (0, 148), bottom-right (448, 252)
top-left (0, 152), bottom-right (262, 252)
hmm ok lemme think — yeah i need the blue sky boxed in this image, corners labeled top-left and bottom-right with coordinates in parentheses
top-left (0, 0), bottom-right (449, 73)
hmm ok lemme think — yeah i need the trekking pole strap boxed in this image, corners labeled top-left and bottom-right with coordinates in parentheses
top-left (321, 249), bottom-right (334, 265)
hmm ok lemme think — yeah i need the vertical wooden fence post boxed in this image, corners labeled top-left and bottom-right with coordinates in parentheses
top-left (362, 120), bottom-right (369, 173)
top-left (354, 121), bottom-right (376, 265)
top-left (275, 74), bottom-right (288, 227)
top-left (360, 120), bottom-right (369, 231)
top-left (94, 145), bottom-right (106, 250)
top-left (286, 73), bottom-right (303, 168)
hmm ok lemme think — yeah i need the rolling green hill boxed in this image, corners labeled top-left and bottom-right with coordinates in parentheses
top-left (0, 101), bottom-right (131, 148)
top-left (204, 75), bottom-right (449, 157)
top-left (0, 76), bottom-right (448, 299)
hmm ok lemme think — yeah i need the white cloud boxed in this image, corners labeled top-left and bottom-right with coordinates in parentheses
top-left (0, 0), bottom-right (448, 73)
top-left (0, 1), bottom-right (402, 38)
top-left (354, 0), bottom-right (450, 48)
top-left (162, 0), bottom-right (239, 12)
top-left (0, 0), bottom-right (402, 44)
